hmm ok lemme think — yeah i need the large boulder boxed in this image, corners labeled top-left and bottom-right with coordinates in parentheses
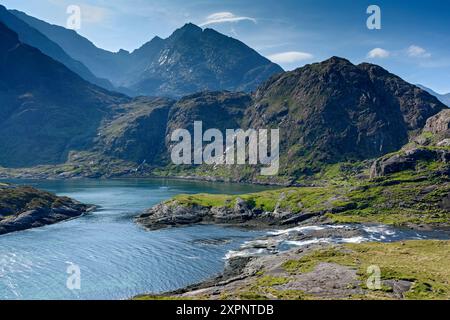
top-left (424, 109), bottom-right (450, 135)
top-left (370, 148), bottom-right (450, 178)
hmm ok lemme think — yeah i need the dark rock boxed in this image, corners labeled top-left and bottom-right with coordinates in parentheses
top-left (136, 200), bottom-right (299, 230)
top-left (0, 184), bottom-right (92, 235)
top-left (370, 148), bottom-right (450, 178)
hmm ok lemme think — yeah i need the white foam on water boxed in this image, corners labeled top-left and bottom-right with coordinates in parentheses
top-left (338, 236), bottom-right (366, 244)
top-left (363, 225), bottom-right (396, 236)
top-left (285, 238), bottom-right (331, 247)
top-left (268, 225), bottom-right (326, 236)
top-left (225, 248), bottom-right (268, 259)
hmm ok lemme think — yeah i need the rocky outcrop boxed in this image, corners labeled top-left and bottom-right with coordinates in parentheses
top-left (424, 109), bottom-right (450, 136)
top-left (135, 198), bottom-right (313, 231)
top-left (370, 148), bottom-right (450, 178)
top-left (371, 109), bottom-right (450, 178)
top-left (0, 184), bottom-right (93, 235)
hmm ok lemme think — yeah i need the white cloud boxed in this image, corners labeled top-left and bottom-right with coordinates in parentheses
top-left (267, 51), bottom-right (314, 64)
top-left (367, 48), bottom-right (390, 59)
top-left (407, 45), bottom-right (431, 58)
top-left (79, 4), bottom-right (110, 24)
top-left (200, 12), bottom-right (256, 27)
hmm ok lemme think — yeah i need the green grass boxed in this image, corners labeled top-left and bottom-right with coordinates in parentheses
top-left (134, 241), bottom-right (450, 300)
top-left (280, 241), bottom-right (450, 300)
top-left (167, 164), bottom-right (449, 227)
top-left (170, 185), bottom-right (349, 215)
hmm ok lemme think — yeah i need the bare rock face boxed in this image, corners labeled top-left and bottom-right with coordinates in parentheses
top-left (424, 109), bottom-right (450, 135)
top-left (370, 148), bottom-right (450, 178)
top-left (371, 109), bottom-right (450, 178)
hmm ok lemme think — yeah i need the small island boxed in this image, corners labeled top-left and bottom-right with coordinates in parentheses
top-left (0, 183), bottom-right (93, 236)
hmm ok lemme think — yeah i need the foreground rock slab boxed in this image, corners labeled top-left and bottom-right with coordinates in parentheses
top-left (135, 240), bottom-right (450, 300)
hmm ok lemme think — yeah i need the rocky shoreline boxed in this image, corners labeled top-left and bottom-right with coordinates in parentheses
top-left (0, 184), bottom-right (94, 236)
top-left (135, 198), bottom-right (319, 231)
top-left (134, 182), bottom-right (450, 300)
top-left (136, 223), bottom-right (450, 300)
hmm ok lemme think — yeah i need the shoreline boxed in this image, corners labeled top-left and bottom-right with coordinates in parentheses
top-left (0, 184), bottom-right (96, 236)
top-left (135, 222), bottom-right (450, 300)
top-left (0, 171), bottom-right (301, 188)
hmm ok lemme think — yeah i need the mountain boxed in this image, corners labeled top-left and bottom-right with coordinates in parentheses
top-left (11, 9), bottom-right (283, 97)
top-left (0, 24), bottom-right (445, 181)
top-left (121, 23), bottom-right (283, 97)
top-left (89, 57), bottom-right (447, 181)
top-left (244, 57), bottom-right (446, 176)
top-left (0, 21), bottom-right (127, 168)
top-left (10, 8), bottom-right (128, 84)
top-left (0, 5), bottom-right (113, 90)
top-left (417, 84), bottom-right (450, 107)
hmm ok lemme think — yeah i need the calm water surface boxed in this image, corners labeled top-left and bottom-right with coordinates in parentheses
top-left (0, 179), bottom-right (270, 300)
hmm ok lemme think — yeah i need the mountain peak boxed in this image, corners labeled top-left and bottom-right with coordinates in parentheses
top-left (170, 23), bottom-right (203, 38)
top-left (324, 56), bottom-right (353, 65)
top-left (181, 22), bottom-right (202, 31)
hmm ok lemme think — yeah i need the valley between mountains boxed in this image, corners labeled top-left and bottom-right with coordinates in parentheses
top-left (0, 8), bottom-right (449, 300)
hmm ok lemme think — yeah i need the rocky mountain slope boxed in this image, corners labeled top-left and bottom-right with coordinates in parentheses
top-left (0, 183), bottom-right (92, 235)
top-left (0, 21), bottom-right (128, 168)
top-left (0, 5), bottom-right (113, 90)
top-left (1, 29), bottom-right (446, 182)
top-left (142, 58), bottom-right (446, 183)
top-left (121, 23), bottom-right (283, 97)
top-left (245, 57), bottom-right (445, 177)
top-left (11, 9), bottom-right (283, 97)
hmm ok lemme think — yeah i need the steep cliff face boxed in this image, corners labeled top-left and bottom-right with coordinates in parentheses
top-left (244, 57), bottom-right (445, 176)
top-left (371, 109), bottom-right (450, 178)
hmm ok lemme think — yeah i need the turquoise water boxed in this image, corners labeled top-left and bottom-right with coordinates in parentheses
top-left (0, 179), bottom-right (270, 300)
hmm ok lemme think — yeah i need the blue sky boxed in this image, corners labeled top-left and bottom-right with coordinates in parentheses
top-left (2, 0), bottom-right (449, 93)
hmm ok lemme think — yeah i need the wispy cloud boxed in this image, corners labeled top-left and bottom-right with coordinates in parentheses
top-left (267, 51), bottom-right (314, 64)
top-left (407, 45), bottom-right (431, 58)
top-left (79, 4), bottom-right (110, 24)
top-left (199, 12), bottom-right (256, 27)
top-left (367, 48), bottom-right (390, 59)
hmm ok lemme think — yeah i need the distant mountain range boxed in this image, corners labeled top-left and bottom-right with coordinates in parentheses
top-left (417, 84), bottom-right (450, 107)
top-left (0, 5), bottom-right (114, 90)
top-left (1, 17), bottom-right (446, 178)
top-left (9, 9), bottom-right (283, 97)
